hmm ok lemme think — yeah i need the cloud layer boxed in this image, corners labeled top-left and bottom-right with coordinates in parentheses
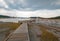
top-left (0, 0), bottom-right (59, 10)
top-left (0, 9), bottom-right (16, 17)
top-left (0, 0), bottom-right (60, 18)
top-left (0, 8), bottom-right (60, 18)
top-left (16, 9), bottom-right (60, 18)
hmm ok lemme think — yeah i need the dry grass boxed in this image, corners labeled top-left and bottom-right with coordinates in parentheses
top-left (39, 25), bottom-right (59, 41)
top-left (0, 22), bottom-right (22, 39)
top-left (0, 22), bottom-right (21, 30)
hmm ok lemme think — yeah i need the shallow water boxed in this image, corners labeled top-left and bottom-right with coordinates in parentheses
top-left (0, 18), bottom-right (31, 23)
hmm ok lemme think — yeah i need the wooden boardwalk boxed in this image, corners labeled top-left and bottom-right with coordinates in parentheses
top-left (4, 23), bottom-right (30, 41)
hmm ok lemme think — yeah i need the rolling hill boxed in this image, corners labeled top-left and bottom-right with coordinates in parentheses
top-left (49, 16), bottom-right (60, 19)
top-left (30, 16), bottom-right (60, 19)
top-left (0, 15), bottom-right (11, 18)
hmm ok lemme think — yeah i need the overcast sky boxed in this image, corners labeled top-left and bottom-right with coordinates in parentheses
top-left (0, 0), bottom-right (60, 18)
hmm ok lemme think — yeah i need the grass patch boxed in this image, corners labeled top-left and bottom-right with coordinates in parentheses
top-left (0, 22), bottom-right (22, 30)
top-left (39, 25), bottom-right (59, 41)
top-left (41, 30), bottom-right (59, 41)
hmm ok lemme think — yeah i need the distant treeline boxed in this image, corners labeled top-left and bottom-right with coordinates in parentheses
top-left (49, 16), bottom-right (60, 19)
top-left (0, 15), bottom-right (11, 18)
top-left (30, 16), bottom-right (60, 19)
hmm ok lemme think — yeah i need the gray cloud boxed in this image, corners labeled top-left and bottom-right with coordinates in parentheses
top-left (0, 0), bottom-right (60, 10)
top-left (27, 0), bottom-right (60, 10)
